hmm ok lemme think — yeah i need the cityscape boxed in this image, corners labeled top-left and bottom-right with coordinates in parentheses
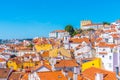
top-left (0, 20), bottom-right (120, 80)
top-left (0, 0), bottom-right (120, 80)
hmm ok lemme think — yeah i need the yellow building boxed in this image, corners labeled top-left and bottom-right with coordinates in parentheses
top-left (49, 48), bottom-right (58, 57)
top-left (7, 59), bottom-right (22, 70)
top-left (23, 61), bottom-right (35, 68)
top-left (49, 47), bottom-right (71, 58)
top-left (35, 44), bottom-right (52, 52)
top-left (81, 58), bottom-right (102, 72)
top-left (7, 58), bottom-right (37, 70)
top-left (81, 20), bottom-right (92, 27)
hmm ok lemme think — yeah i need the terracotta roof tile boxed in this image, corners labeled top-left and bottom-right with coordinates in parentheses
top-left (38, 71), bottom-right (67, 80)
top-left (70, 38), bottom-right (90, 43)
top-left (0, 68), bottom-right (12, 78)
top-left (55, 60), bottom-right (78, 68)
top-left (111, 34), bottom-right (120, 38)
top-left (41, 51), bottom-right (49, 57)
top-left (82, 67), bottom-right (117, 80)
top-left (96, 42), bottom-right (116, 48)
top-left (0, 58), bottom-right (6, 62)
top-left (9, 72), bottom-right (24, 80)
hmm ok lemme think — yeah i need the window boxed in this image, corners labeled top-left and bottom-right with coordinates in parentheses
top-left (109, 63), bottom-right (112, 67)
top-left (111, 49), bottom-right (113, 53)
top-left (102, 55), bottom-right (104, 58)
top-left (109, 56), bottom-right (112, 60)
top-left (105, 39), bottom-right (108, 42)
top-left (103, 49), bottom-right (105, 51)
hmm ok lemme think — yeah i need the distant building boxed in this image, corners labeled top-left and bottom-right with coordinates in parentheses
top-left (80, 20), bottom-right (103, 30)
top-left (81, 20), bottom-right (92, 27)
top-left (49, 30), bottom-right (70, 39)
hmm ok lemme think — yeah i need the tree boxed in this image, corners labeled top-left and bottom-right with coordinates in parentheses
top-left (27, 44), bottom-right (34, 48)
top-left (103, 22), bottom-right (110, 25)
top-left (65, 25), bottom-right (75, 36)
top-left (87, 28), bottom-right (95, 31)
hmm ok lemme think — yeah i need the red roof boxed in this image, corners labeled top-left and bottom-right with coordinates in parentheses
top-left (82, 67), bottom-right (117, 80)
top-left (96, 42), bottom-right (116, 48)
top-left (70, 38), bottom-right (90, 43)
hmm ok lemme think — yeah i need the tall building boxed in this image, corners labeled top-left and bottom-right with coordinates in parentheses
top-left (80, 20), bottom-right (92, 27)
top-left (80, 20), bottom-right (103, 30)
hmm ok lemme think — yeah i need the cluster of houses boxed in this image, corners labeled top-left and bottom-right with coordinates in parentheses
top-left (0, 20), bottom-right (120, 80)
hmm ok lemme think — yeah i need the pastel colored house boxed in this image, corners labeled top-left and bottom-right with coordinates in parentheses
top-left (54, 59), bottom-right (80, 74)
top-left (23, 61), bottom-right (35, 69)
top-left (95, 41), bottom-right (120, 72)
top-left (7, 58), bottom-right (22, 70)
top-left (81, 58), bottom-right (102, 72)
top-left (49, 30), bottom-right (70, 39)
top-left (80, 20), bottom-right (103, 30)
top-left (35, 44), bottom-right (52, 52)
top-left (33, 62), bottom-right (52, 72)
top-left (0, 58), bottom-right (6, 68)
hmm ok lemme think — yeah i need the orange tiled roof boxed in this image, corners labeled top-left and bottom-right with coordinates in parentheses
top-left (111, 25), bottom-right (116, 28)
top-left (99, 52), bottom-right (107, 54)
top-left (33, 62), bottom-right (52, 71)
top-left (24, 54), bottom-right (36, 58)
top-left (33, 37), bottom-right (49, 45)
top-left (70, 38), bottom-right (90, 43)
top-left (9, 72), bottom-right (24, 80)
top-left (0, 58), bottom-right (6, 62)
top-left (0, 68), bottom-right (11, 78)
top-left (0, 48), bottom-right (5, 52)
top-left (55, 60), bottom-right (78, 68)
top-left (104, 29), bottom-right (117, 33)
top-left (96, 42), bottom-right (116, 48)
top-left (96, 38), bottom-right (103, 42)
top-left (21, 73), bottom-right (28, 80)
top-left (9, 57), bottom-right (23, 64)
top-left (41, 51), bottom-right (49, 57)
top-left (74, 34), bottom-right (81, 37)
top-left (82, 67), bottom-right (117, 80)
top-left (111, 34), bottom-right (120, 38)
top-left (38, 71), bottom-right (67, 80)
top-left (68, 71), bottom-right (83, 80)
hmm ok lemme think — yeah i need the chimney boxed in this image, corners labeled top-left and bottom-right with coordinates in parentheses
top-left (73, 67), bottom-right (78, 80)
top-left (73, 73), bottom-right (77, 80)
top-left (41, 60), bottom-right (43, 65)
top-left (49, 58), bottom-right (56, 71)
top-left (62, 69), bottom-right (65, 76)
top-left (95, 73), bottom-right (103, 80)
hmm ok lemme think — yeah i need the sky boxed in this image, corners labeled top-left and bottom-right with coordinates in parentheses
top-left (0, 0), bottom-right (120, 39)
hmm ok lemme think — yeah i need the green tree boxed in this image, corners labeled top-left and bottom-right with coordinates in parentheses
top-left (65, 25), bottom-right (75, 36)
top-left (27, 44), bottom-right (34, 48)
top-left (87, 28), bottom-right (95, 31)
top-left (103, 22), bottom-right (110, 25)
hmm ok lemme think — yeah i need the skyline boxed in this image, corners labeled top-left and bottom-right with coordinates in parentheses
top-left (0, 0), bottom-right (120, 39)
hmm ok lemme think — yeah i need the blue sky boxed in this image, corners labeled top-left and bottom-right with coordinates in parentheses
top-left (0, 0), bottom-right (120, 39)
